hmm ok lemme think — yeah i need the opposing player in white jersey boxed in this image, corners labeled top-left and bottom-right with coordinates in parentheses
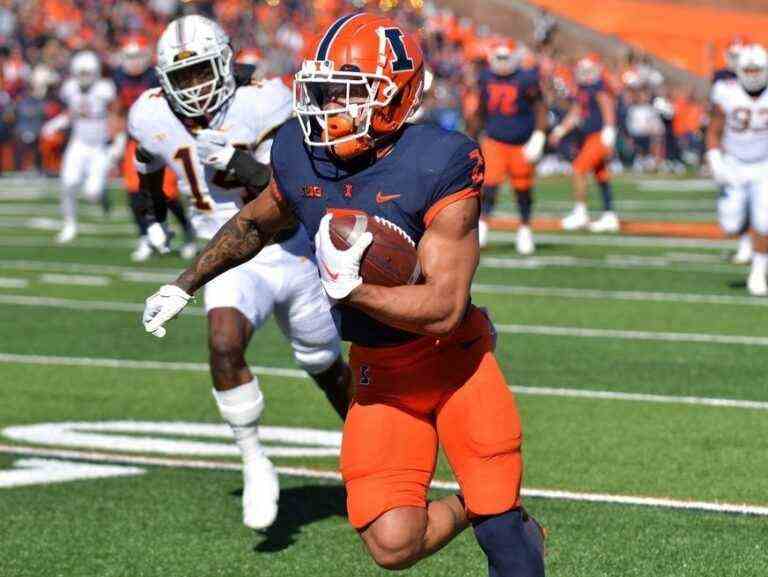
top-left (42, 51), bottom-right (122, 243)
top-left (129, 15), bottom-right (351, 530)
top-left (707, 44), bottom-right (768, 295)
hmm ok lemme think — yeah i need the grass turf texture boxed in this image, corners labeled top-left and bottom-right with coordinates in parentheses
top-left (2, 176), bottom-right (767, 576)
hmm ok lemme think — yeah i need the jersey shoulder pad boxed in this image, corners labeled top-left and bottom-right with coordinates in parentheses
top-left (127, 88), bottom-right (171, 142)
top-left (59, 78), bottom-right (78, 101)
top-left (710, 79), bottom-right (738, 106)
top-left (405, 125), bottom-right (482, 208)
top-left (236, 80), bottom-right (293, 139)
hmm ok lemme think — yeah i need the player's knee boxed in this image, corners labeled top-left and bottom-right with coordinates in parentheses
top-left (293, 337), bottom-right (341, 375)
top-left (208, 332), bottom-right (247, 372)
top-left (719, 212), bottom-right (747, 236)
top-left (473, 508), bottom-right (545, 577)
top-left (364, 523), bottom-right (425, 571)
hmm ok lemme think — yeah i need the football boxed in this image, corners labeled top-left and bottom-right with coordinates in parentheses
top-left (329, 213), bottom-right (422, 287)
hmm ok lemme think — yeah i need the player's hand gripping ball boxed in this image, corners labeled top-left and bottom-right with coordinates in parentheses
top-left (328, 213), bottom-right (422, 287)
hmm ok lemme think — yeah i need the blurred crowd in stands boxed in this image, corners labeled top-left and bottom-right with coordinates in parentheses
top-left (0, 0), bottom-right (708, 177)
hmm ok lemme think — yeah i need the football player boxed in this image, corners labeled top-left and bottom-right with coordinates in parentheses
top-left (128, 15), bottom-right (351, 529)
top-left (142, 13), bottom-right (545, 576)
top-left (113, 35), bottom-right (197, 262)
top-left (707, 44), bottom-right (768, 295)
top-left (469, 40), bottom-right (546, 254)
top-left (550, 54), bottom-right (619, 233)
top-left (712, 36), bottom-right (749, 84)
top-left (43, 51), bottom-right (121, 243)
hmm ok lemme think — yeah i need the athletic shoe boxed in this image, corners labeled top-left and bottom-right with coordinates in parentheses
top-left (180, 242), bottom-right (198, 260)
top-left (588, 211), bottom-right (620, 233)
top-left (561, 207), bottom-right (589, 231)
top-left (55, 223), bottom-right (77, 244)
top-left (516, 225), bottom-right (535, 255)
top-left (242, 455), bottom-right (279, 530)
top-left (747, 269), bottom-right (768, 297)
top-left (131, 237), bottom-right (153, 262)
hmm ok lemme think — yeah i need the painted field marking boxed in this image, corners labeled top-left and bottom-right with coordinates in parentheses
top-left (0, 217), bottom-right (134, 235)
top-left (489, 232), bottom-right (735, 249)
top-left (0, 458), bottom-right (144, 488)
top-left (472, 284), bottom-right (768, 307)
top-left (497, 324), bottom-right (768, 347)
top-left (481, 255), bottom-right (741, 275)
top-left (0, 203), bottom-right (130, 219)
top-left (0, 443), bottom-right (765, 517)
top-left (1, 352), bottom-right (767, 410)
top-left (0, 259), bottom-right (180, 276)
top-left (0, 292), bottom-right (766, 345)
top-left (0, 277), bottom-right (28, 289)
top-left (39, 273), bottom-right (111, 287)
top-left (0, 236), bottom-right (137, 249)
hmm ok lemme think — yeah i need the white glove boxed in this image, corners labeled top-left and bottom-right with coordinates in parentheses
top-left (41, 113), bottom-right (69, 138)
top-left (142, 284), bottom-right (193, 338)
top-left (196, 129), bottom-right (236, 171)
top-left (146, 222), bottom-right (170, 254)
top-left (106, 132), bottom-right (127, 168)
top-left (600, 125), bottom-right (617, 149)
top-left (314, 214), bottom-right (373, 301)
top-left (706, 148), bottom-right (735, 187)
top-left (522, 130), bottom-right (545, 163)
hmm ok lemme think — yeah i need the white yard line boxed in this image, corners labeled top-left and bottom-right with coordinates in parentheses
top-left (0, 259), bottom-right (180, 276)
top-left (0, 294), bottom-right (199, 314)
top-left (497, 324), bottom-right (768, 346)
top-left (0, 217), bottom-right (134, 235)
top-left (0, 236), bottom-right (137, 249)
top-left (0, 277), bottom-right (28, 288)
top-left (1, 352), bottom-right (767, 410)
top-left (481, 255), bottom-right (741, 275)
top-left (490, 232), bottom-right (735, 249)
top-left (472, 284), bottom-right (768, 307)
top-left (0, 443), bottom-right (765, 516)
top-left (39, 274), bottom-right (111, 287)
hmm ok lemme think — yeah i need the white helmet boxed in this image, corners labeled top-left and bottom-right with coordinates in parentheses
top-left (71, 51), bottom-right (100, 89)
top-left (736, 44), bottom-right (768, 93)
top-left (155, 15), bottom-right (235, 118)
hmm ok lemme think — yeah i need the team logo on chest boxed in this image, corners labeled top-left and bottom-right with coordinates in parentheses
top-left (359, 364), bottom-right (371, 386)
top-left (343, 183), bottom-right (353, 198)
top-left (302, 185), bottom-right (324, 199)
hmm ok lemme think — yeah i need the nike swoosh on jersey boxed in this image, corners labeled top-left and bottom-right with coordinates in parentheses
top-left (376, 192), bottom-right (402, 204)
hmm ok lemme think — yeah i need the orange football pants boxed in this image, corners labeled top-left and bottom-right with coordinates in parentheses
top-left (342, 306), bottom-right (523, 529)
top-left (123, 139), bottom-right (180, 200)
top-left (573, 132), bottom-right (610, 182)
top-left (481, 136), bottom-right (535, 190)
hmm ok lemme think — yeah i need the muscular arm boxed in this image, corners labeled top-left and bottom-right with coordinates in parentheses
top-left (174, 182), bottom-right (295, 294)
top-left (550, 102), bottom-right (580, 142)
top-left (706, 104), bottom-right (725, 150)
top-left (345, 197), bottom-right (480, 337)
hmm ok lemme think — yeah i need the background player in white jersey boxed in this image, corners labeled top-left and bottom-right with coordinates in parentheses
top-left (42, 51), bottom-right (122, 244)
top-left (708, 44), bottom-right (768, 296)
top-left (129, 15), bottom-right (351, 530)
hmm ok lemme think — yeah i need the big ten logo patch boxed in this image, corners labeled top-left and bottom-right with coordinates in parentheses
top-left (359, 364), bottom-right (371, 386)
top-left (302, 185), bottom-right (324, 199)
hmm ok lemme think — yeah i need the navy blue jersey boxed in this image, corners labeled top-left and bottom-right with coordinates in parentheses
top-left (577, 79), bottom-right (607, 135)
top-left (479, 67), bottom-right (541, 144)
top-left (271, 119), bottom-right (484, 347)
top-left (113, 68), bottom-right (158, 112)
top-left (712, 68), bottom-right (737, 83)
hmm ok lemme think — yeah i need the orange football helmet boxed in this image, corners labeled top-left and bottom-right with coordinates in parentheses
top-left (121, 35), bottom-right (152, 76)
top-left (294, 12), bottom-right (425, 159)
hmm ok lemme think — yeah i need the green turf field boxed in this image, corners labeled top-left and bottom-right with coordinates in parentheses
top-left (1, 175), bottom-right (767, 577)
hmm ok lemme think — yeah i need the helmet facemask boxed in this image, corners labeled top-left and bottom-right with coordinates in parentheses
top-left (489, 48), bottom-right (520, 76)
top-left (158, 46), bottom-right (235, 118)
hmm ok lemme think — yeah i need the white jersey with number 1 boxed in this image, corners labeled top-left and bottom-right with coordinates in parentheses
top-left (711, 78), bottom-right (768, 163)
top-left (128, 79), bottom-right (292, 239)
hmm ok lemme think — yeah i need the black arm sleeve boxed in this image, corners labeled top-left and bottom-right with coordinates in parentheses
top-left (136, 168), bottom-right (168, 225)
top-left (227, 149), bottom-right (272, 193)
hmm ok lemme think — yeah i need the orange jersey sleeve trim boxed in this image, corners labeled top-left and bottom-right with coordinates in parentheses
top-left (423, 187), bottom-right (480, 228)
